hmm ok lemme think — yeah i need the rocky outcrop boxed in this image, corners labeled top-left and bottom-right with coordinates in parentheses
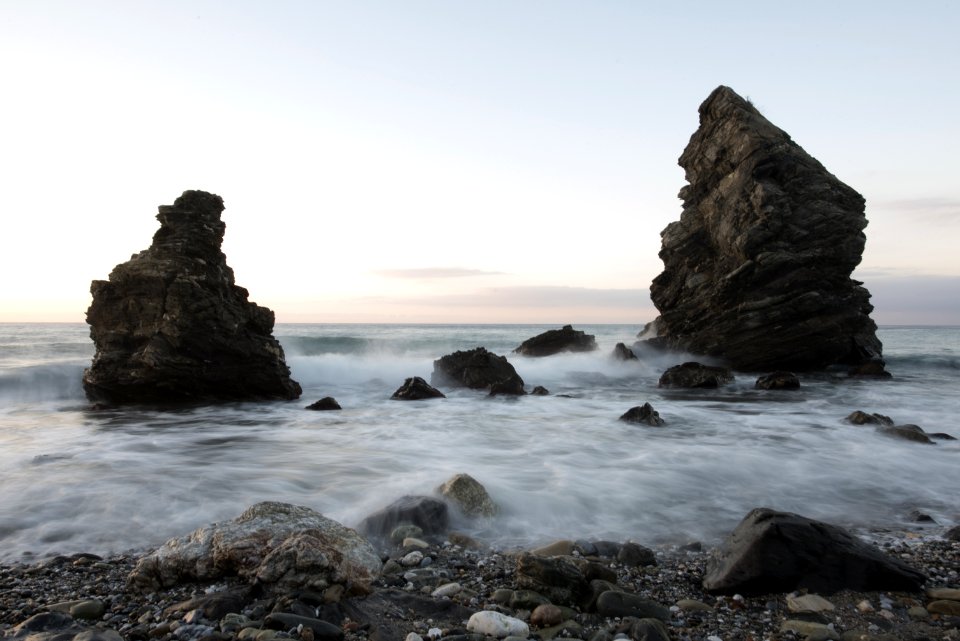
top-left (702, 508), bottom-right (926, 595)
top-left (391, 376), bottom-right (446, 400)
top-left (644, 86), bottom-right (884, 372)
top-left (357, 496), bottom-right (450, 540)
top-left (514, 325), bottom-right (598, 357)
top-left (128, 502), bottom-right (381, 595)
top-left (306, 397), bottom-right (342, 410)
top-left (432, 347), bottom-right (525, 395)
top-left (658, 362), bottom-right (733, 388)
top-left (613, 343), bottom-right (638, 360)
top-left (83, 190), bottom-right (301, 404)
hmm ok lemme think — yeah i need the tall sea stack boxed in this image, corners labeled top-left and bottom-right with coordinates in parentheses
top-left (83, 190), bottom-right (302, 403)
top-left (645, 86), bottom-right (883, 371)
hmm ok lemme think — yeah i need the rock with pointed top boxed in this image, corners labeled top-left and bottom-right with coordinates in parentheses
top-left (432, 347), bottom-right (524, 394)
top-left (83, 190), bottom-right (301, 403)
top-left (645, 86), bottom-right (884, 372)
top-left (391, 376), bottom-right (445, 400)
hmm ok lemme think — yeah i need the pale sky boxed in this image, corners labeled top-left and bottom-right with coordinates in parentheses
top-left (1, 1), bottom-right (958, 324)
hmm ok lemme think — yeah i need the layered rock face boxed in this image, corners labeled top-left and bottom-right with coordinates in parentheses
top-left (646, 86), bottom-right (883, 371)
top-left (83, 190), bottom-right (301, 403)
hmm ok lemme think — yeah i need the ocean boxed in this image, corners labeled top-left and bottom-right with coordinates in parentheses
top-left (0, 323), bottom-right (957, 562)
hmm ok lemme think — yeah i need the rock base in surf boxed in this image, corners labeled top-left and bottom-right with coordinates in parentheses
top-left (83, 190), bottom-right (301, 404)
top-left (431, 347), bottom-right (525, 395)
top-left (646, 86), bottom-right (884, 372)
top-left (514, 325), bottom-right (598, 357)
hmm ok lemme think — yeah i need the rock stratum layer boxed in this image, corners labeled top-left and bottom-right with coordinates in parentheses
top-left (646, 86), bottom-right (883, 371)
top-left (83, 190), bottom-right (301, 403)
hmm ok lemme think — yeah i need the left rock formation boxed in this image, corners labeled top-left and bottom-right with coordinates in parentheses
top-left (83, 190), bottom-right (302, 403)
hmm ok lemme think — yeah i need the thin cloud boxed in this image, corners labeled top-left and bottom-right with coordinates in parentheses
top-left (401, 285), bottom-right (649, 309)
top-left (374, 267), bottom-right (507, 279)
top-left (862, 273), bottom-right (960, 325)
top-left (871, 198), bottom-right (960, 224)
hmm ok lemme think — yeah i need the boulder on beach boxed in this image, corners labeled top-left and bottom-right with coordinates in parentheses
top-left (658, 362), bottom-right (733, 388)
top-left (431, 347), bottom-right (525, 395)
top-left (83, 190), bottom-right (301, 404)
top-left (357, 495), bottom-right (450, 540)
top-left (436, 472), bottom-right (498, 518)
top-left (702, 507), bottom-right (926, 595)
top-left (644, 86), bottom-right (885, 373)
top-left (127, 501), bottom-right (381, 594)
top-left (513, 325), bottom-right (598, 357)
top-left (391, 376), bottom-right (446, 400)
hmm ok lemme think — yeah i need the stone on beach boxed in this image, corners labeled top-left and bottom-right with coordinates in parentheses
top-left (644, 86), bottom-right (884, 372)
top-left (702, 507), bottom-right (926, 595)
top-left (357, 495), bottom-right (449, 539)
top-left (82, 190), bottom-right (301, 404)
top-left (306, 397), bottom-right (342, 410)
top-left (513, 324), bottom-right (598, 356)
top-left (466, 611), bottom-right (530, 639)
top-left (127, 501), bottom-right (381, 594)
top-left (436, 473), bottom-right (498, 518)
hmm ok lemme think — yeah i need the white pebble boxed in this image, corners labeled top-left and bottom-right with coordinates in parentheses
top-left (401, 551), bottom-right (424, 567)
top-left (466, 611), bottom-right (529, 639)
top-left (431, 582), bottom-right (462, 598)
top-left (427, 628), bottom-right (442, 640)
top-left (405, 634), bottom-right (424, 641)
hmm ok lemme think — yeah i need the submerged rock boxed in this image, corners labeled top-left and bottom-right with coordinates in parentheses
top-left (844, 410), bottom-right (894, 426)
top-left (431, 347), bottom-right (525, 394)
top-left (658, 362), bottom-right (733, 388)
top-left (83, 190), bottom-right (301, 404)
top-left (619, 403), bottom-right (665, 426)
top-left (878, 424), bottom-right (935, 444)
top-left (128, 501), bottom-right (381, 594)
top-left (391, 376), bottom-right (446, 400)
top-left (306, 397), bottom-right (342, 410)
top-left (702, 507), bottom-right (926, 595)
top-left (645, 86), bottom-right (884, 372)
top-left (514, 325), bottom-right (598, 356)
top-left (755, 371), bottom-right (800, 390)
top-left (613, 342), bottom-right (638, 360)
top-left (358, 496), bottom-right (449, 539)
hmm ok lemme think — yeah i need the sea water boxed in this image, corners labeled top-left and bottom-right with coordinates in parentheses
top-left (0, 323), bottom-right (957, 561)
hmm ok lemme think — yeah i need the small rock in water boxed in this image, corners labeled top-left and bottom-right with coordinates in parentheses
top-left (755, 371), bottom-right (800, 390)
top-left (845, 410), bottom-right (894, 426)
top-left (619, 403), bottom-right (665, 426)
top-left (306, 397), bottom-right (342, 411)
top-left (530, 385), bottom-right (550, 395)
top-left (658, 362), bottom-right (733, 389)
top-left (436, 473), bottom-right (498, 518)
top-left (466, 611), bottom-right (530, 639)
top-left (612, 342), bottom-right (638, 361)
top-left (391, 376), bottom-right (446, 401)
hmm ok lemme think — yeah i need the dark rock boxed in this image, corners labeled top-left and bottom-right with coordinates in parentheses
top-left (509, 589), bottom-right (551, 611)
top-left (431, 347), bottom-right (525, 394)
top-left (264, 613), bottom-right (344, 641)
top-left (514, 325), bottom-right (598, 357)
top-left (83, 191), bottom-right (300, 404)
top-left (619, 403), bottom-right (665, 426)
top-left (612, 342), bottom-right (638, 360)
top-left (390, 376), bottom-right (445, 400)
top-left (530, 385), bottom-right (550, 395)
top-left (164, 588), bottom-right (249, 621)
top-left (573, 540), bottom-right (597, 556)
top-left (645, 86), bottom-right (883, 371)
top-left (946, 525), bottom-right (960, 541)
top-left (340, 589), bottom-right (474, 641)
top-left (848, 359), bottom-right (892, 378)
top-left (929, 432), bottom-right (957, 440)
top-left (878, 424), bottom-right (935, 444)
top-left (595, 591), bottom-right (670, 621)
top-left (515, 553), bottom-right (590, 607)
top-left (436, 473), bottom-right (498, 518)
top-left (619, 618), bottom-right (671, 641)
top-left (592, 541), bottom-right (622, 557)
top-left (584, 579), bottom-right (619, 612)
top-left (617, 542), bottom-right (657, 567)
top-left (489, 377), bottom-right (526, 396)
top-left (306, 397), bottom-right (342, 410)
top-left (574, 559), bottom-right (618, 584)
top-left (357, 496), bottom-right (449, 539)
top-left (6, 612), bottom-right (121, 641)
top-left (658, 362), bottom-right (733, 388)
top-left (702, 507), bottom-right (926, 595)
top-left (908, 510), bottom-right (936, 524)
top-left (755, 371), bottom-right (800, 390)
top-left (845, 410), bottom-right (894, 426)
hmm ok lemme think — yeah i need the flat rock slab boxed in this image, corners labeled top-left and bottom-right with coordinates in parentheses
top-left (703, 507), bottom-right (926, 595)
top-left (513, 325), bottom-right (598, 357)
top-left (128, 501), bottom-right (381, 594)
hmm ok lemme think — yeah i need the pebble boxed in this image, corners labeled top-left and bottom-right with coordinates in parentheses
top-left (401, 551), bottom-right (425, 567)
top-left (403, 538), bottom-right (430, 549)
top-left (928, 599), bottom-right (960, 616)
top-left (405, 634), bottom-right (424, 641)
top-left (431, 582), bottom-right (462, 598)
top-left (466, 611), bottom-right (529, 639)
top-left (786, 593), bottom-right (835, 613)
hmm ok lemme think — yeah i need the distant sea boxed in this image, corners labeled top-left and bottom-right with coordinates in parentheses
top-left (0, 323), bottom-right (957, 562)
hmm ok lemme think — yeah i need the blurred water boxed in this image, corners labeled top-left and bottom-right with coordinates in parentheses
top-left (0, 322), bottom-right (957, 560)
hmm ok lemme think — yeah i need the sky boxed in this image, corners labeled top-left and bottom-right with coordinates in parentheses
top-left (1, 1), bottom-right (958, 325)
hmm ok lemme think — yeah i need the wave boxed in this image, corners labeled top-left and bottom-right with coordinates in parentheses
top-left (0, 363), bottom-right (88, 402)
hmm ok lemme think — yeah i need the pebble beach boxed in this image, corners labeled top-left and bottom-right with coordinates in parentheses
top-left (2, 524), bottom-right (958, 641)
